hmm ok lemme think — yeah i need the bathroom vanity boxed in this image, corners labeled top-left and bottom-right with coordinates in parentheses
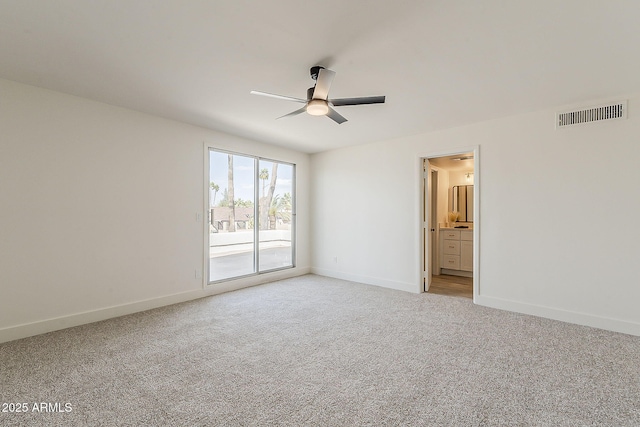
top-left (440, 227), bottom-right (473, 277)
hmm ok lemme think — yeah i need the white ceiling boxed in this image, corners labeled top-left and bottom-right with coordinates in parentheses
top-left (428, 153), bottom-right (474, 173)
top-left (1, 1), bottom-right (639, 153)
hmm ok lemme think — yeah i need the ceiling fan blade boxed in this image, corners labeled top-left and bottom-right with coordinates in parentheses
top-left (250, 91), bottom-right (307, 103)
top-left (276, 106), bottom-right (307, 119)
top-left (329, 95), bottom-right (386, 106)
top-left (312, 68), bottom-right (336, 100)
top-left (326, 106), bottom-right (347, 124)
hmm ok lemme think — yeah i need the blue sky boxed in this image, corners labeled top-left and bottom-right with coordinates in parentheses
top-left (209, 151), bottom-right (293, 204)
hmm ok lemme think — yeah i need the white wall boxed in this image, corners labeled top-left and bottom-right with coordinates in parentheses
top-left (0, 78), bottom-right (310, 342)
top-left (311, 95), bottom-right (640, 335)
top-left (448, 170), bottom-right (474, 188)
top-left (311, 140), bottom-right (420, 291)
top-left (433, 166), bottom-right (449, 226)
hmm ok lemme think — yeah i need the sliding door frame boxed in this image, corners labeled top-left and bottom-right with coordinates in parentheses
top-left (204, 146), bottom-right (296, 286)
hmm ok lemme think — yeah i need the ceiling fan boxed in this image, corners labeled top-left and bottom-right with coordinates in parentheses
top-left (250, 66), bottom-right (385, 124)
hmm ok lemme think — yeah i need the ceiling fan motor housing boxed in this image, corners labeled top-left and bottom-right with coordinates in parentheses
top-left (310, 65), bottom-right (324, 81)
top-left (306, 87), bottom-right (315, 100)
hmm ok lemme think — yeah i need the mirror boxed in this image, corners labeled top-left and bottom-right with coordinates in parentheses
top-left (452, 185), bottom-right (474, 222)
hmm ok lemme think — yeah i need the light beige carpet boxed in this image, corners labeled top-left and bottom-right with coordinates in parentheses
top-left (1, 274), bottom-right (639, 426)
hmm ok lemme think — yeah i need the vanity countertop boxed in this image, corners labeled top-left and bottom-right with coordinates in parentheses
top-left (440, 226), bottom-right (473, 230)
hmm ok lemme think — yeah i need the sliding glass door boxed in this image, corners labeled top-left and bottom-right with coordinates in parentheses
top-left (208, 151), bottom-right (255, 281)
top-left (258, 159), bottom-right (294, 272)
top-left (208, 149), bottom-right (294, 283)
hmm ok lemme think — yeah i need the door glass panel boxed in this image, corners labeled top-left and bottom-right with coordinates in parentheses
top-left (208, 151), bottom-right (256, 282)
top-left (258, 160), bottom-right (294, 272)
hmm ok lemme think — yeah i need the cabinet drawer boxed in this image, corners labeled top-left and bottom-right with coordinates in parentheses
top-left (461, 230), bottom-right (473, 241)
top-left (443, 239), bottom-right (460, 255)
top-left (441, 230), bottom-right (460, 240)
top-left (441, 255), bottom-right (460, 270)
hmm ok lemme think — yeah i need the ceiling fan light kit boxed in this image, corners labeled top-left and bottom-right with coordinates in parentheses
top-left (251, 66), bottom-right (385, 124)
top-left (306, 99), bottom-right (329, 116)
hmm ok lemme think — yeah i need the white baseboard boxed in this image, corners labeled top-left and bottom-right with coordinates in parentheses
top-left (310, 269), bottom-right (640, 336)
top-left (311, 267), bottom-right (419, 294)
top-left (475, 294), bottom-right (640, 337)
top-left (7, 267), bottom-right (635, 343)
top-left (0, 267), bottom-right (310, 344)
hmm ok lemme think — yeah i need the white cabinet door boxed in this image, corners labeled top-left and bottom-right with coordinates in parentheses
top-left (460, 240), bottom-right (473, 271)
top-left (461, 230), bottom-right (473, 241)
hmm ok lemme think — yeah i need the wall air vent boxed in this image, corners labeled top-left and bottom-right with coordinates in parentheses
top-left (557, 100), bottom-right (627, 128)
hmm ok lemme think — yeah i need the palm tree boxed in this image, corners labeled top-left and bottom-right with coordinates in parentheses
top-left (268, 194), bottom-right (281, 229)
top-left (268, 192), bottom-right (292, 228)
top-left (227, 155), bottom-right (236, 232)
top-left (209, 182), bottom-right (219, 207)
top-left (259, 168), bottom-right (269, 198)
top-left (280, 192), bottom-right (292, 222)
top-left (259, 163), bottom-right (278, 229)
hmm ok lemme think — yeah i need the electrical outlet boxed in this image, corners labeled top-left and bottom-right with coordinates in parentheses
top-left (196, 212), bottom-right (202, 222)
top-left (195, 268), bottom-right (202, 279)
top-left (333, 256), bottom-right (338, 263)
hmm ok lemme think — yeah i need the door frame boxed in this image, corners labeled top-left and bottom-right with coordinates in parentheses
top-left (204, 146), bottom-right (297, 286)
top-left (429, 167), bottom-right (442, 278)
top-left (417, 145), bottom-right (480, 302)
top-left (423, 161), bottom-right (433, 291)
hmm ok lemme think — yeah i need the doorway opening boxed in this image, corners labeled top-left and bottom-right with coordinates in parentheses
top-left (421, 150), bottom-right (477, 300)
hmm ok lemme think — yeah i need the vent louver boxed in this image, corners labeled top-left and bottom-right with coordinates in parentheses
top-left (557, 101), bottom-right (627, 128)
